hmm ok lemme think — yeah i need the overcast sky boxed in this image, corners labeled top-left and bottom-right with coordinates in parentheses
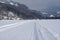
top-left (11, 0), bottom-right (50, 10)
top-left (1, 0), bottom-right (60, 11)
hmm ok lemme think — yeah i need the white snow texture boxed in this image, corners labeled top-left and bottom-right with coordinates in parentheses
top-left (0, 20), bottom-right (60, 40)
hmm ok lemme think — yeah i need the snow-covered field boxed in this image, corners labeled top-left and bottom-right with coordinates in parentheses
top-left (0, 20), bottom-right (60, 40)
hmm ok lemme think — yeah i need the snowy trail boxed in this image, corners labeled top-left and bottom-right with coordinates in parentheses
top-left (0, 20), bottom-right (35, 40)
top-left (34, 20), bottom-right (57, 40)
top-left (0, 20), bottom-right (60, 40)
top-left (34, 23), bottom-right (39, 40)
top-left (0, 20), bottom-right (32, 32)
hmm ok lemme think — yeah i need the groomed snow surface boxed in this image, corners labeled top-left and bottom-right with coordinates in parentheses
top-left (0, 20), bottom-right (60, 40)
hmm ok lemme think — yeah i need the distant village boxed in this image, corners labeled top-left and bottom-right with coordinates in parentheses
top-left (0, 0), bottom-right (60, 20)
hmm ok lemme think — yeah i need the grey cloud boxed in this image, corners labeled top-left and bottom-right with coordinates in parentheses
top-left (2, 0), bottom-right (60, 10)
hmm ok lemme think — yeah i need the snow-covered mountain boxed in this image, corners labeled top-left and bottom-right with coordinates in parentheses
top-left (0, 0), bottom-right (60, 20)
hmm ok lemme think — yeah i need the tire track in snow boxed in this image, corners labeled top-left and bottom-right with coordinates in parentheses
top-left (34, 22), bottom-right (39, 40)
top-left (38, 28), bottom-right (44, 40)
top-left (0, 20), bottom-right (32, 32)
top-left (39, 25), bottom-right (57, 40)
top-left (35, 20), bottom-right (57, 40)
